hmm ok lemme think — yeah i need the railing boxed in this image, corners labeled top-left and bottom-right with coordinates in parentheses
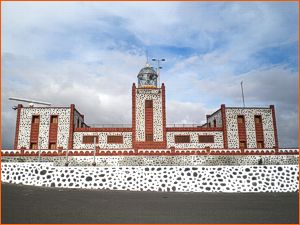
top-left (86, 123), bottom-right (211, 128)
top-left (86, 124), bottom-right (208, 128)
top-left (86, 124), bottom-right (132, 128)
top-left (166, 124), bottom-right (204, 128)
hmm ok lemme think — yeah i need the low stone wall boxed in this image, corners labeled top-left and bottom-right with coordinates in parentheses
top-left (1, 163), bottom-right (298, 192)
top-left (2, 155), bottom-right (298, 167)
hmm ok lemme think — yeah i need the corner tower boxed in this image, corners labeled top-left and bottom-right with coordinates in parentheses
top-left (132, 64), bottom-right (167, 151)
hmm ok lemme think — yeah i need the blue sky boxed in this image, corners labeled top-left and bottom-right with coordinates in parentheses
top-left (2, 1), bottom-right (298, 148)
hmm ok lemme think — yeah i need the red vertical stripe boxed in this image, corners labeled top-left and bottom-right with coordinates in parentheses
top-left (270, 105), bottom-right (279, 148)
top-left (132, 84), bottom-right (137, 151)
top-left (49, 119), bottom-right (58, 146)
top-left (254, 116), bottom-right (264, 147)
top-left (145, 100), bottom-right (153, 137)
top-left (162, 83), bottom-right (167, 148)
top-left (237, 116), bottom-right (247, 147)
top-left (68, 104), bottom-right (75, 150)
top-left (30, 117), bottom-right (40, 145)
top-left (14, 104), bottom-right (23, 149)
top-left (221, 104), bottom-right (228, 149)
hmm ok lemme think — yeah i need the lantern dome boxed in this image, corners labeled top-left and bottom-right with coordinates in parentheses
top-left (137, 63), bottom-right (158, 88)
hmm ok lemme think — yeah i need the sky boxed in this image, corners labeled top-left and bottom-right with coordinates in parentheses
top-left (2, 1), bottom-right (298, 149)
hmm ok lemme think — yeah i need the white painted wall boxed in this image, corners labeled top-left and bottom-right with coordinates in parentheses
top-left (135, 88), bottom-right (163, 142)
top-left (167, 131), bottom-right (224, 148)
top-left (225, 108), bottom-right (275, 148)
top-left (1, 163), bottom-right (298, 192)
top-left (18, 108), bottom-right (70, 149)
top-left (73, 132), bottom-right (132, 149)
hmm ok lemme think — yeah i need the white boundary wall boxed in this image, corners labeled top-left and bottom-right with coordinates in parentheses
top-left (2, 163), bottom-right (298, 193)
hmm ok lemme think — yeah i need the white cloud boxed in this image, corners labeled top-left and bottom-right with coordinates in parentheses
top-left (166, 101), bottom-right (211, 125)
top-left (2, 2), bottom-right (298, 148)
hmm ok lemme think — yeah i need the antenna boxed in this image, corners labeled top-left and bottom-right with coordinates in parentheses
top-left (241, 81), bottom-right (245, 107)
top-left (152, 58), bottom-right (166, 87)
top-left (146, 50), bottom-right (149, 64)
top-left (9, 97), bottom-right (52, 107)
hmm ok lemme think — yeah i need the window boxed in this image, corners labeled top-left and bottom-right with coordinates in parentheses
top-left (213, 119), bottom-right (216, 127)
top-left (146, 134), bottom-right (153, 141)
top-left (77, 118), bottom-right (80, 128)
top-left (257, 141), bottom-right (264, 148)
top-left (145, 100), bottom-right (153, 108)
top-left (49, 142), bottom-right (57, 149)
top-left (175, 135), bottom-right (190, 143)
top-left (107, 135), bottom-right (123, 144)
top-left (30, 142), bottom-right (38, 150)
top-left (198, 135), bottom-right (214, 143)
top-left (255, 115), bottom-right (262, 124)
top-left (239, 141), bottom-right (247, 149)
top-left (50, 115), bottom-right (58, 124)
top-left (237, 115), bottom-right (245, 124)
top-left (82, 136), bottom-right (98, 144)
top-left (208, 123), bottom-right (211, 128)
top-left (32, 115), bottom-right (40, 124)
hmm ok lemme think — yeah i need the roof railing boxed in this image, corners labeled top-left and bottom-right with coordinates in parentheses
top-left (166, 124), bottom-right (204, 128)
top-left (86, 124), bottom-right (207, 128)
top-left (86, 124), bottom-right (132, 128)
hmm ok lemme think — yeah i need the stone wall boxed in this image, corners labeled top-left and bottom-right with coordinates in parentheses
top-left (17, 107), bottom-right (71, 149)
top-left (73, 132), bottom-right (132, 149)
top-left (2, 155), bottom-right (298, 167)
top-left (166, 131), bottom-right (224, 148)
top-left (1, 163), bottom-right (298, 192)
top-left (135, 88), bottom-right (163, 142)
top-left (226, 108), bottom-right (275, 148)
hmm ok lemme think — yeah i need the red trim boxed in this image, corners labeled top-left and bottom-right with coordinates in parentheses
top-left (166, 127), bottom-right (223, 132)
top-left (48, 115), bottom-right (58, 147)
top-left (132, 83), bottom-right (137, 152)
top-left (134, 141), bottom-right (166, 149)
top-left (226, 106), bottom-right (270, 109)
top-left (254, 115), bottom-right (264, 147)
top-left (30, 115), bottom-right (40, 145)
top-left (270, 105), bottom-right (279, 148)
top-left (221, 104), bottom-right (228, 148)
top-left (237, 115), bottom-right (247, 148)
top-left (145, 100), bottom-right (154, 137)
top-left (68, 104), bottom-right (75, 149)
top-left (3, 148), bottom-right (298, 157)
top-left (20, 106), bottom-right (70, 109)
top-left (75, 127), bottom-right (132, 132)
top-left (162, 83), bottom-right (167, 148)
top-left (13, 104), bottom-right (23, 149)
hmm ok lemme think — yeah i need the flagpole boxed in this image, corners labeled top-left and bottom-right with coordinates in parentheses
top-left (241, 81), bottom-right (245, 107)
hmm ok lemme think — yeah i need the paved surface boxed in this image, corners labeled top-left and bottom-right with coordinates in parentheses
top-left (1, 183), bottom-right (298, 224)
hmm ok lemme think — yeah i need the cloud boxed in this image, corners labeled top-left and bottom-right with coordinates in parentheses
top-left (166, 101), bottom-right (211, 125)
top-left (2, 1), bottom-right (298, 149)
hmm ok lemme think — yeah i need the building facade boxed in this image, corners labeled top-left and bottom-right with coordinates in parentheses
top-left (12, 64), bottom-right (281, 155)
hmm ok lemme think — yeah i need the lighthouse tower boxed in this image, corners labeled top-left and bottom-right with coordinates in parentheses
top-left (132, 64), bottom-right (167, 151)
